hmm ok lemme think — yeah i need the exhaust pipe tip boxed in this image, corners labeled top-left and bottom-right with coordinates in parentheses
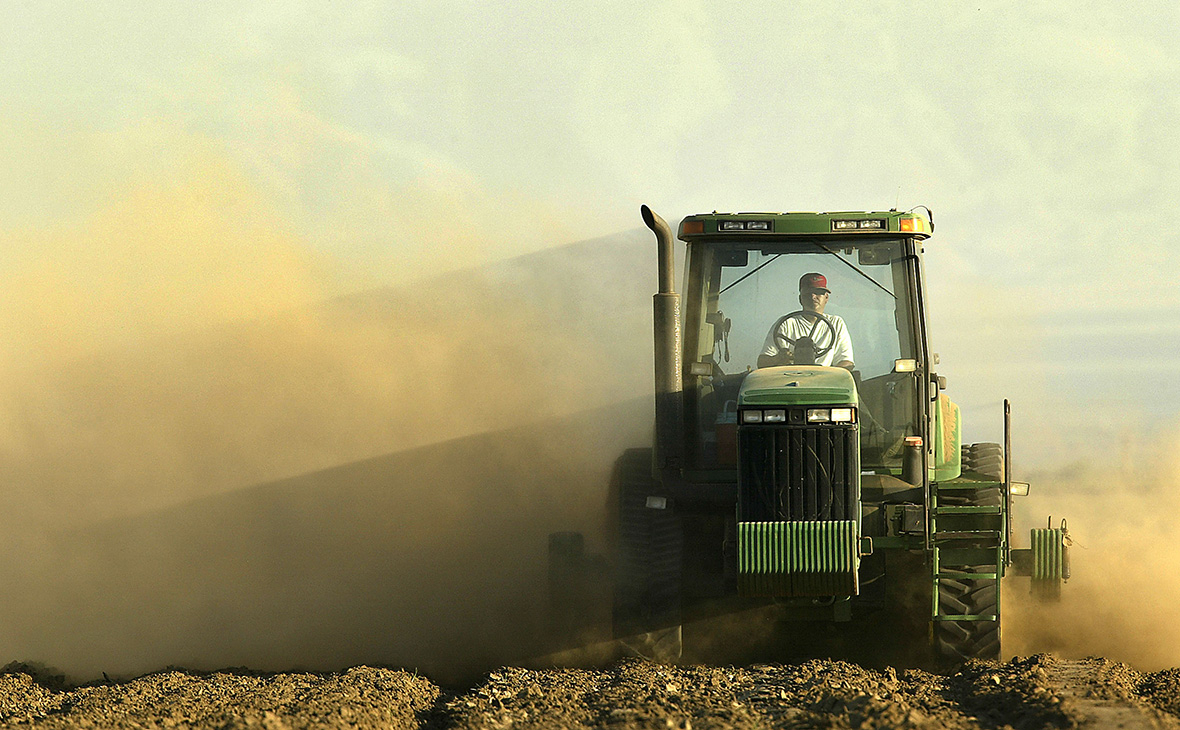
top-left (640, 204), bottom-right (657, 231)
top-left (641, 204), bottom-right (675, 295)
top-left (641, 204), bottom-right (670, 237)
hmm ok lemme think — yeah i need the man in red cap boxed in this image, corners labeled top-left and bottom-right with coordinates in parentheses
top-left (756, 273), bottom-right (854, 370)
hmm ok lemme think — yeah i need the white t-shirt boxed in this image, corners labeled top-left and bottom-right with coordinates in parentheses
top-left (761, 312), bottom-right (854, 368)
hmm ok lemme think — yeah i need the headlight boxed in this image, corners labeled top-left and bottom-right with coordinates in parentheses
top-left (832, 219), bottom-right (884, 231)
top-left (830, 408), bottom-right (854, 423)
top-left (807, 408), bottom-right (831, 422)
top-left (719, 220), bottom-right (772, 231)
top-left (745, 407), bottom-right (854, 424)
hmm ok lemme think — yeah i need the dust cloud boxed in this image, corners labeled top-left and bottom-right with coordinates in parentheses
top-left (11, 163), bottom-right (1176, 681)
top-left (1004, 425), bottom-right (1180, 670)
top-left (0, 165), bottom-right (656, 681)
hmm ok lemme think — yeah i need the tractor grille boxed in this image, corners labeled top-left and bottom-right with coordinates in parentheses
top-left (738, 420), bottom-right (859, 522)
top-left (737, 520), bottom-right (859, 596)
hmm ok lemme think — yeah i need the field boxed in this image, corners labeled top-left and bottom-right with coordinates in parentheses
top-left (4, 654), bottom-right (1180, 729)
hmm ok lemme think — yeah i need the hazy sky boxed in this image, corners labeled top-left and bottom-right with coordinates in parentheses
top-left (2, 0), bottom-right (1178, 461)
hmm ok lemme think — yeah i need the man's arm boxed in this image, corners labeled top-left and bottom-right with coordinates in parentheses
top-left (831, 317), bottom-right (854, 371)
top-left (758, 320), bottom-right (794, 369)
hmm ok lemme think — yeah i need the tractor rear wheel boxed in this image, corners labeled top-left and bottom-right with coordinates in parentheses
top-left (609, 449), bottom-right (683, 663)
top-left (935, 569), bottom-right (1000, 662)
top-left (934, 472), bottom-right (1003, 663)
top-left (962, 442), bottom-right (1004, 481)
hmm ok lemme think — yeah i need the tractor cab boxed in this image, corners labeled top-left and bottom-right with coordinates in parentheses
top-left (676, 211), bottom-right (936, 477)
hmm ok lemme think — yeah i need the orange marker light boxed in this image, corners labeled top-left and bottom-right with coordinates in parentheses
top-left (899, 217), bottom-right (928, 233)
top-left (681, 220), bottom-right (704, 235)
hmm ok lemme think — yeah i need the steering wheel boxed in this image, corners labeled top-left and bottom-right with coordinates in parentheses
top-left (772, 311), bottom-right (837, 358)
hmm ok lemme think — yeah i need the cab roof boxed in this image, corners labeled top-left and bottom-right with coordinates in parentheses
top-left (677, 210), bottom-right (933, 241)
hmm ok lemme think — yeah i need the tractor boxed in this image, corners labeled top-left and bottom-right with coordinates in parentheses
top-left (549, 206), bottom-right (1069, 664)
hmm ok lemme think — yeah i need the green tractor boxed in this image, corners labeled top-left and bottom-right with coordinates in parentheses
top-left (551, 206), bottom-right (1070, 665)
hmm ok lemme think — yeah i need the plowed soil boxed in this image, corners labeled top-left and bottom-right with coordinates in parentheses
top-left (4, 655), bottom-right (1179, 730)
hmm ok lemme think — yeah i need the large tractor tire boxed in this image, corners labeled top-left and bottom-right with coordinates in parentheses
top-left (935, 570), bottom-right (1001, 662)
top-left (609, 449), bottom-right (683, 663)
top-left (934, 466), bottom-right (1003, 663)
top-left (961, 442), bottom-right (1004, 482)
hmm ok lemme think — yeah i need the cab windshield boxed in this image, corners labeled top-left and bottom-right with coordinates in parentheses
top-left (687, 238), bottom-right (921, 470)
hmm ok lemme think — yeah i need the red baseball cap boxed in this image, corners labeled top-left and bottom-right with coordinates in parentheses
top-left (799, 273), bottom-right (830, 293)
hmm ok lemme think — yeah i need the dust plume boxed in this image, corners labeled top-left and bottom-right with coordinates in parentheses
top-left (1004, 425), bottom-right (1180, 670)
top-left (0, 162), bottom-right (657, 680)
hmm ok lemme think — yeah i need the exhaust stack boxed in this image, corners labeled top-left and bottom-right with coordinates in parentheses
top-left (641, 205), bottom-right (683, 473)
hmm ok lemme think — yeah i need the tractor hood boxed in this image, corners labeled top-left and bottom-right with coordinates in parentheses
top-left (738, 366), bottom-right (858, 407)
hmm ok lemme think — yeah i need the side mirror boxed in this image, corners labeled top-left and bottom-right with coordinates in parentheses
top-left (858, 247), bottom-right (892, 265)
top-left (716, 249), bottom-right (749, 267)
top-left (1010, 481), bottom-right (1031, 496)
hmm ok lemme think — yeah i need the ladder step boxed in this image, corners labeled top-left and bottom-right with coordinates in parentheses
top-left (933, 614), bottom-right (998, 622)
top-left (932, 505), bottom-right (1002, 515)
top-left (935, 482), bottom-right (999, 490)
top-left (933, 530), bottom-right (1001, 541)
top-left (937, 545), bottom-right (1001, 563)
top-left (938, 571), bottom-right (997, 580)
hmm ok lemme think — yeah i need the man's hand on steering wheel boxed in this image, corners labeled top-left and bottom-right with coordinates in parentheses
top-left (775, 310), bottom-right (837, 358)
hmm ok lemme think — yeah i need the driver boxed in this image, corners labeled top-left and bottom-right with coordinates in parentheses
top-left (757, 273), bottom-right (854, 370)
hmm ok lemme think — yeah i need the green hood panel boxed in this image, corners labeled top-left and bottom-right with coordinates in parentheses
top-left (739, 366), bottom-right (858, 406)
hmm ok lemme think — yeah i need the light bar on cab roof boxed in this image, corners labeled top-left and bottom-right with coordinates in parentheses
top-left (832, 219), bottom-right (885, 231)
top-left (720, 220), bottom-right (773, 231)
top-left (679, 211), bottom-right (933, 237)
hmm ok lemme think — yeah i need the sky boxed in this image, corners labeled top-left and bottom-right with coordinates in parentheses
top-left (2, 0), bottom-right (1179, 463)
